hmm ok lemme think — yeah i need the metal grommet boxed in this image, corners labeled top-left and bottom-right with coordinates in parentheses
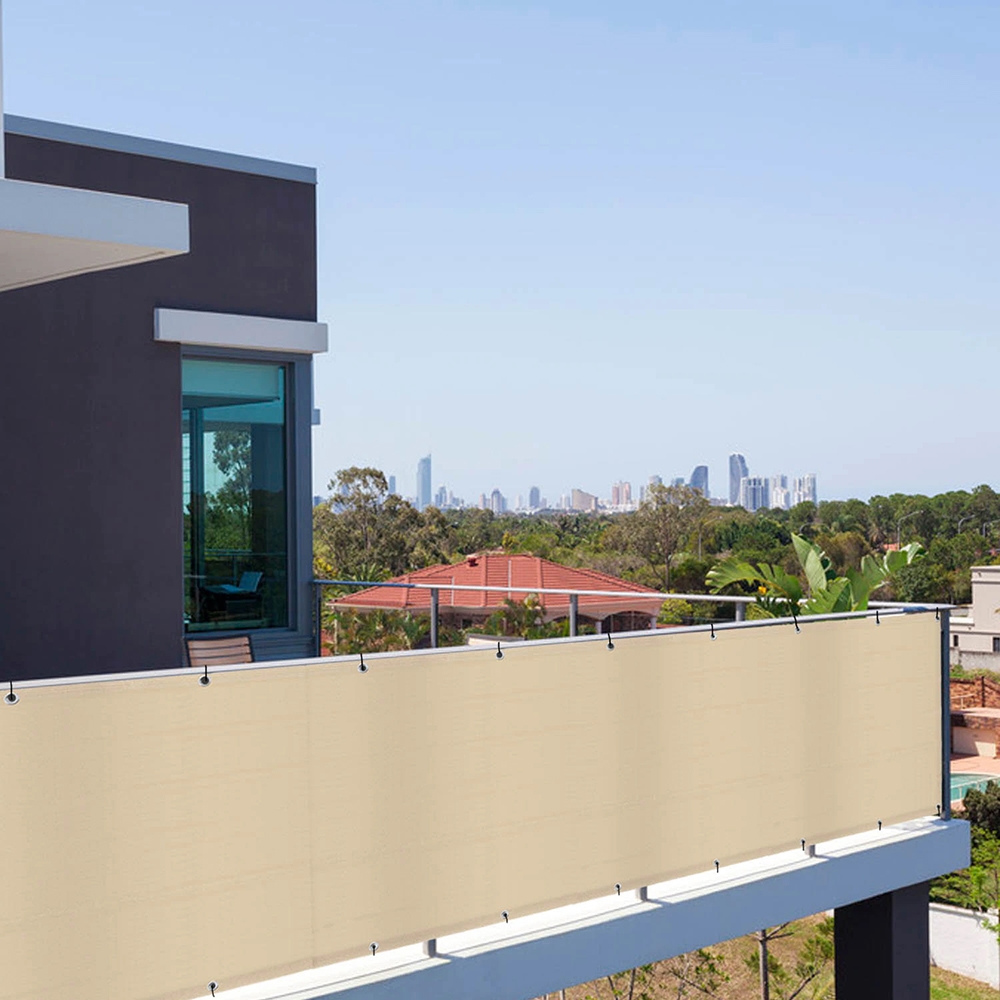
top-left (4, 682), bottom-right (18, 705)
top-left (615, 882), bottom-right (621, 895)
top-left (199, 666), bottom-right (211, 686)
top-left (714, 859), bottom-right (720, 872)
top-left (501, 910), bottom-right (509, 923)
top-left (370, 942), bottom-right (378, 955)
top-left (208, 983), bottom-right (218, 998)
top-left (606, 633), bottom-right (615, 650)
top-left (496, 642), bottom-right (503, 659)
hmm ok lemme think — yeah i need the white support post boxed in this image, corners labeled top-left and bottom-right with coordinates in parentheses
top-left (0, 0), bottom-right (6, 177)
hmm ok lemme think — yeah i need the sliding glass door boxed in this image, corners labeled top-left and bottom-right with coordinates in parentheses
top-left (182, 358), bottom-right (289, 631)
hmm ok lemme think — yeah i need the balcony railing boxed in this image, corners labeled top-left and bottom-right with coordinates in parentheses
top-left (0, 604), bottom-right (950, 1000)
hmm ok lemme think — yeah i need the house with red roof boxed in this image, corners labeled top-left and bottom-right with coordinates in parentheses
top-left (330, 552), bottom-right (664, 633)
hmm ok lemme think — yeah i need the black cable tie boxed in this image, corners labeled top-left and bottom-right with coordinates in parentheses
top-left (358, 652), bottom-right (368, 673)
top-left (370, 942), bottom-right (378, 956)
top-left (4, 681), bottom-right (17, 705)
top-left (877, 819), bottom-right (882, 830)
top-left (710, 622), bottom-right (716, 640)
top-left (792, 612), bottom-right (800, 633)
top-left (607, 631), bottom-right (615, 650)
top-left (714, 860), bottom-right (720, 873)
top-left (199, 666), bottom-right (210, 686)
top-left (615, 882), bottom-right (621, 895)
top-left (208, 983), bottom-right (218, 998)
top-left (875, 609), bottom-right (880, 625)
top-left (496, 642), bottom-right (503, 659)
top-left (935, 608), bottom-right (940, 621)
top-left (502, 910), bottom-right (509, 923)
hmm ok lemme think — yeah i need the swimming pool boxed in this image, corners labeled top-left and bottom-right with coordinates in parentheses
top-left (952, 772), bottom-right (1000, 801)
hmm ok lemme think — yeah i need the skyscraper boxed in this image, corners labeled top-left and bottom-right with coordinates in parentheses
top-left (611, 481), bottom-right (632, 506)
top-left (729, 454), bottom-right (748, 504)
top-left (388, 475), bottom-right (396, 495)
top-left (434, 485), bottom-right (447, 508)
top-left (529, 486), bottom-right (541, 509)
top-left (689, 465), bottom-right (709, 497)
top-left (792, 474), bottom-right (818, 506)
top-left (738, 476), bottom-right (769, 513)
top-left (416, 455), bottom-right (431, 511)
top-left (489, 488), bottom-right (506, 514)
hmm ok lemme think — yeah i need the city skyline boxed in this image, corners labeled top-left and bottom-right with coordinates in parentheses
top-left (346, 450), bottom-right (820, 512)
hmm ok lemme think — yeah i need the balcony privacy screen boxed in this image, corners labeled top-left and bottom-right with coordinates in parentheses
top-left (0, 612), bottom-right (941, 1000)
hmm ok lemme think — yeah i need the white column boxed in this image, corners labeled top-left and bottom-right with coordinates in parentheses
top-left (0, 0), bottom-right (5, 176)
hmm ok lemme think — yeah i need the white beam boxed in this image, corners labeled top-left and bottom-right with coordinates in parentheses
top-left (0, 177), bottom-right (188, 293)
top-left (155, 308), bottom-right (328, 354)
top-left (214, 818), bottom-right (968, 1000)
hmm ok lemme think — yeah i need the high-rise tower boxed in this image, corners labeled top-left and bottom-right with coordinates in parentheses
top-left (689, 465), bottom-right (709, 497)
top-left (728, 454), bottom-right (748, 504)
top-left (416, 455), bottom-right (432, 510)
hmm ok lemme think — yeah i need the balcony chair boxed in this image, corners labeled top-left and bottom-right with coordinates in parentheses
top-left (185, 634), bottom-right (254, 668)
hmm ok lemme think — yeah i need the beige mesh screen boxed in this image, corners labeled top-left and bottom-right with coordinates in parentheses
top-left (0, 612), bottom-right (941, 1000)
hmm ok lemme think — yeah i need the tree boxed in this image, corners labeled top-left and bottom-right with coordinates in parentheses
top-left (483, 595), bottom-right (569, 640)
top-left (665, 948), bottom-right (728, 997)
top-left (313, 467), bottom-right (423, 580)
top-left (962, 782), bottom-right (1000, 837)
top-left (707, 533), bottom-right (925, 617)
top-left (744, 920), bottom-right (834, 1000)
top-left (621, 484), bottom-right (710, 590)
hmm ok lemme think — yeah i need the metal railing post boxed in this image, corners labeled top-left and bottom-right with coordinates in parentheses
top-left (430, 587), bottom-right (439, 648)
top-left (315, 582), bottom-right (324, 658)
top-left (735, 602), bottom-right (746, 622)
top-left (569, 593), bottom-right (578, 637)
top-left (941, 609), bottom-right (951, 820)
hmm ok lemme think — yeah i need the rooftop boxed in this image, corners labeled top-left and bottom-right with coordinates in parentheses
top-left (4, 114), bottom-right (317, 185)
top-left (330, 552), bottom-right (664, 619)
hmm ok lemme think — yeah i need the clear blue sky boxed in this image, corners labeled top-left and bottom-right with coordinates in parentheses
top-left (6, 1), bottom-right (999, 503)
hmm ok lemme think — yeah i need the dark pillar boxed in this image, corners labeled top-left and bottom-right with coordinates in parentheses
top-left (835, 882), bottom-right (929, 999)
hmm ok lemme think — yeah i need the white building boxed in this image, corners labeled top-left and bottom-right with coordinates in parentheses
top-left (738, 476), bottom-right (770, 512)
top-left (951, 566), bottom-right (1000, 668)
top-left (793, 473), bottom-right (818, 506)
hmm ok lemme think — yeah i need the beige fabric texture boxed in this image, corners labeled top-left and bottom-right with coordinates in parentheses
top-left (0, 612), bottom-right (941, 1000)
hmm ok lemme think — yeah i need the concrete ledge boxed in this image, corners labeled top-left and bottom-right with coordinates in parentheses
top-left (0, 177), bottom-right (188, 292)
top-left (155, 308), bottom-right (328, 354)
top-left (212, 817), bottom-right (969, 1000)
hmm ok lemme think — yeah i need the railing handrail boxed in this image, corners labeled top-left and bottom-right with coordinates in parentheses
top-left (312, 577), bottom-right (952, 610)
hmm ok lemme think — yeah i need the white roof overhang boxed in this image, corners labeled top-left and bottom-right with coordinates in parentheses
top-left (0, 176), bottom-right (189, 293)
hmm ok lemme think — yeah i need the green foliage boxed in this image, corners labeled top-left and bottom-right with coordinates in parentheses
top-left (963, 783), bottom-right (1000, 839)
top-left (666, 948), bottom-right (728, 996)
top-left (658, 598), bottom-right (695, 625)
top-left (589, 965), bottom-right (658, 1000)
top-left (744, 921), bottom-right (835, 1000)
top-left (322, 607), bottom-right (465, 655)
top-left (707, 533), bottom-right (925, 617)
top-left (482, 595), bottom-right (569, 640)
top-left (931, 824), bottom-right (1000, 925)
top-left (612, 483), bottom-right (711, 590)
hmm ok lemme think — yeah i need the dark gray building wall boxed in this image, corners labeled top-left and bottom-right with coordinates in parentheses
top-left (0, 130), bottom-right (316, 681)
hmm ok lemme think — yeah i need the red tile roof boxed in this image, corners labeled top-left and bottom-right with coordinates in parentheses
top-left (330, 553), bottom-right (663, 620)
